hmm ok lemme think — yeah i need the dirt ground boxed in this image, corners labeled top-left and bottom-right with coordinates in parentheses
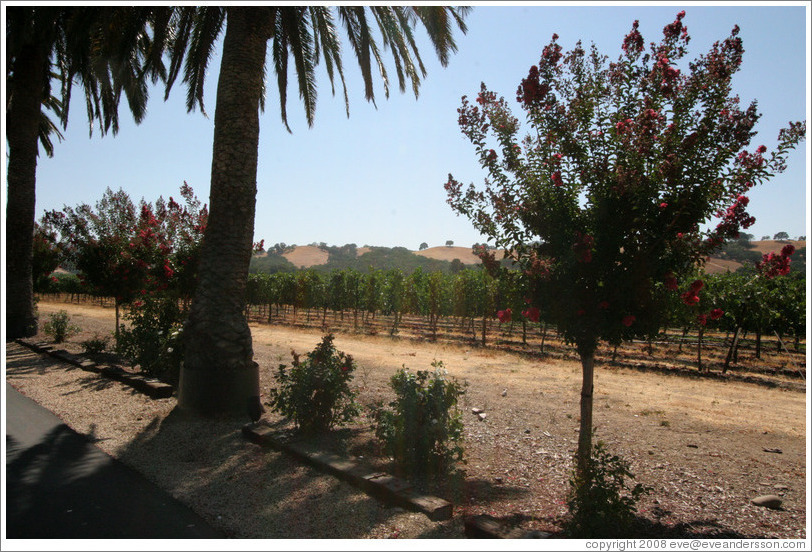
top-left (7, 300), bottom-right (808, 539)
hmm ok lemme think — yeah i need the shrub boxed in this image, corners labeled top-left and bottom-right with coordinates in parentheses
top-left (374, 361), bottom-right (466, 478)
top-left (81, 334), bottom-right (110, 355)
top-left (43, 310), bottom-right (81, 343)
top-left (268, 334), bottom-right (360, 434)
top-left (115, 295), bottom-right (185, 385)
top-left (565, 441), bottom-right (652, 537)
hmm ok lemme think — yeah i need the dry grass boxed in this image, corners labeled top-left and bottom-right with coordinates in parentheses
top-left (281, 245), bottom-right (329, 268)
top-left (703, 240), bottom-right (805, 274)
top-left (414, 246), bottom-right (483, 264)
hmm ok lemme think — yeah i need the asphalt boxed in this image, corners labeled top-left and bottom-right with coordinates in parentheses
top-left (5, 382), bottom-right (224, 539)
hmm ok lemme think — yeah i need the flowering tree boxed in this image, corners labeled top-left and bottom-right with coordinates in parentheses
top-left (47, 183), bottom-right (207, 331)
top-left (31, 220), bottom-right (64, 293)
top-left (445, 12), bottom-right (805, 481)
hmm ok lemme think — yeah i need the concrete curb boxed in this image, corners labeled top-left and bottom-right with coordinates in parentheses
top-left (242, 421), bottom-right (453, 521)
top-left (15, 339), bottom-right (174, 399)
top-left (464, 514), bottom-right (553, 539)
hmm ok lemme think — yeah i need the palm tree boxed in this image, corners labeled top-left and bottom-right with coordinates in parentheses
top-left (165, 6), bottom-right (469, 416)
top-left (5, 7), bottom-right (169, 338)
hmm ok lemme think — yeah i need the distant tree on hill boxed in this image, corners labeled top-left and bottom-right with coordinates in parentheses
top-left (419, 242), bottom-right (429, 251)
top-left (761, 235), bottom-right (770, 241)
top-left (271, 243), bottom-right (289, 255)
top-left (445, 240), bottom-right (454, 247)
top-left (774, 231), bottom-right (790, 241)
top-left (717, 234), bottom-right (760, 264)
top-left (249, 251), bottom-right (296, 274)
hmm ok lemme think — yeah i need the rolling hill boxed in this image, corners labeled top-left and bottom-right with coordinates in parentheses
top-left (250, 240), bottom-right (805, 274)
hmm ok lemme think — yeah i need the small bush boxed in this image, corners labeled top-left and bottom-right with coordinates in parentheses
top-left (268, 333), bottom-right (360, 434)
top-left (115, 295), bottom-right (185, 385)
top-left (81, 334), bottom-right (109, 355)
top-left (565, 441), bottom-right (652, 538)
top-left (43, 310), bottom-right (81, 343)
top-left (374, 361), bottom-right (466, 479)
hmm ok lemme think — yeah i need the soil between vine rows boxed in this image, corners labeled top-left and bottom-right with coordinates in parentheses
top-left (6, 299), bottom-right (807, 539)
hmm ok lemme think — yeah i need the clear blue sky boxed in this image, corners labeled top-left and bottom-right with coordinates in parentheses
top-left (11, 2), bottom-right (811, 250)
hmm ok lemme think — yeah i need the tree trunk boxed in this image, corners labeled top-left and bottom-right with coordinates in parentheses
top-left (6, 41), bottom-right (48, 339)
top-left (575, 342), bottom-right (596, 482)
top-left (178, 8), bottom-right (270, 417)
top-left (697, 326), bottom-right (704, 372)
top-left (114, 299), bottom-right (121, 341)
top-left (723, 326), bottom-right (740, 373)
top-left (481, 316), bottom-right (487, 347)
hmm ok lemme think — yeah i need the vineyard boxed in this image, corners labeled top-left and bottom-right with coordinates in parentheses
top-left (40, 263), bottom-right (806, 389)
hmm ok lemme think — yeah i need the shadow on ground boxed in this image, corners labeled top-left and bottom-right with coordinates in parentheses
top-left (5, 343), bottom-right (756, 540)
top-left (113, 406), bottom-right (426, 538)
top-left (5, 381), bottom-right (222, 539)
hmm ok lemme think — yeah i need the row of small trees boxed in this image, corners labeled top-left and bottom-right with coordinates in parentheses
top-left (241, 265), bottom-right (805, 349)
top-left (37, 204), bottom-right (805, 356)
top-left (34, 184), bottom-right (208, 335)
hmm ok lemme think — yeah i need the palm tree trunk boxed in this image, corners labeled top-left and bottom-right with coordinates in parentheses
top-left (6, 42), bottom-right (48, 339)
top-left (178, 8), bottom-right (270, 416)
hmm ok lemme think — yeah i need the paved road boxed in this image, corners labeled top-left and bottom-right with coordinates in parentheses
top-left (5, 382), bottom-right (223, 539)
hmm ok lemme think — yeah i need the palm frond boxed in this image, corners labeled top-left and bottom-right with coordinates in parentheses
top-left (310, 6), bottom-right (349, 118)
top-left (144, 7), bottom-right (174, 84)
top-left (411, 6), bottom-right (469, 67)
top-left (371, 7), bottom-right (422, 98)
top-left (279, 7), bottom-right (317, 127)
top-left (338, 6), bottom-right (384, 105)
top-left (165, 7), bottom-right (196, 100)
top-left (271, 9), bottom-right (292, 132)
top-left (38, 109), bottom-right (65, 158)
top-left (183, 7), bottom-right (226, 114)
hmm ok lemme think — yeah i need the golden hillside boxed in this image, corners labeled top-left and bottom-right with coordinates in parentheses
top-left (271, 240), bottom-right (804, 271)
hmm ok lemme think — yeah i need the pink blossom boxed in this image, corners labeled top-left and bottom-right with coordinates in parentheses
top-left (622, 20), bottom-right (644, 54)
top-left (622, 315), bottom-right (635, 327)
top-left (681, 291), bottom-right (700, 306)
top-left (710, 308), bottom-right (724, 320)
top-left (757, 248), bottom-right (793, 278)
top-left (522, 307), bottom-right (541, 322)
top-left (781, 244), bottom-right (795, 257)
top-left (497, 308), bottom-right (512, 323)
top-left (664, 273), bottom-right (679, 291)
